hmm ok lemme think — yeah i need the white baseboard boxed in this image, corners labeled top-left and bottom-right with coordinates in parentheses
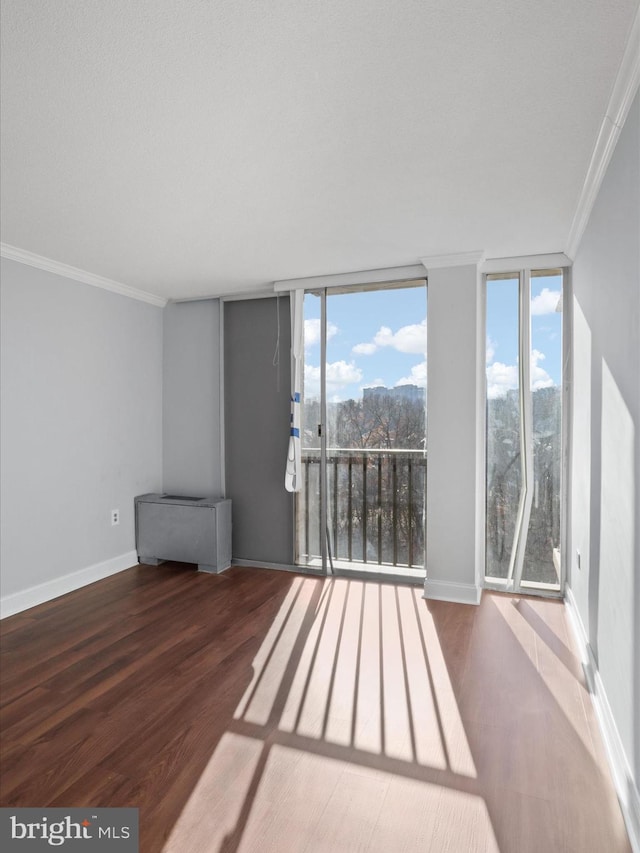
top-left (423, 578), bottom-right (482, 605)
top-left (565, 586), bottom-right (640, 853)
top-left (0, 550), bottom-right (138, 619)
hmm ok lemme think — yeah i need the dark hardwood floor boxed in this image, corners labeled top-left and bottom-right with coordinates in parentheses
top-left (0, 564), bottom-right (631, 852)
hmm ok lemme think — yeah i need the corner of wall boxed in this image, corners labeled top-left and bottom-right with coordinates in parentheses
top-left (0, 551), bottom-right (137, 619)
top-left (565, 586), bottom-right (640, 852)
top-left (423, 578), bottom-right (482, 606)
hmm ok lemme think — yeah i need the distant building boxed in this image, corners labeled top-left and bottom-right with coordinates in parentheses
top-left (363, 384), bottom-right (425, 404)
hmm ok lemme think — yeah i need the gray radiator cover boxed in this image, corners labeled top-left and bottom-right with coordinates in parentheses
top-left (134, 493), bottom-right (232, 573)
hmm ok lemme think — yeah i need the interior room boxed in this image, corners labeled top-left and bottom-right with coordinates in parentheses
top-left (1, 2), bottom-right (638, 851)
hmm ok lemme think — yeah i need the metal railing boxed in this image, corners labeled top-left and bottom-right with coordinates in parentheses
top-left (297, 448), bottom-right (426, 570)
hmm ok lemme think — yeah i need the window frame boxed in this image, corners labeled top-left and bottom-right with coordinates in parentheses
top-left (483, 266), bottom-right (570, 598)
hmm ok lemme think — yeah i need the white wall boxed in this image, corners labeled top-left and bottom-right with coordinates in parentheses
top-left (163, 300), bottom-right (222, 496)
top-left (0, 259), bottom-right (163, 611)
top-left (570, 89), bottom-right (639, 841)
top-left (425, 263), bottom-right (484, 604)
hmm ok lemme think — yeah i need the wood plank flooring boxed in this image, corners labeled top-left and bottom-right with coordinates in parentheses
top-left (0, 564), bottom-right (631, 852)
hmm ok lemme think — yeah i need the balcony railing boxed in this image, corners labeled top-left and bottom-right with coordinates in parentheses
top-left (297, 448), bottom-right (426, 571)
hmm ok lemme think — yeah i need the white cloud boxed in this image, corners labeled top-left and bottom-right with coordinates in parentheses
top-left (304, 318), bottom-right (338, 348)
top-left (487, 361), bottom-right (519, 399)
top-left (531, 288), bottom-right (561, 316)
top-left (352, 317), bottom-right (426, 356)
top-left (395, 360), bottom-right (427, 388)
top-left (326, 360), bottom-right (363, 385)
top-left (352, 342), bottom-right (377, 355)
top-left (486, 336), bottom-right (496, 364)
top-left (531, 349), bottom-right (554, 390)
top-left (374, 318), bottom-right (426, 354)
top-left (304, 365), bottom-right (322, 400)
top-left (487, 349), bottom-right (555, 399)
top-left (304, 360), bottom-right (363, 400)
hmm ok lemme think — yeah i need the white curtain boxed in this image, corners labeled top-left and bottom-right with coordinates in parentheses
top-left (285, 289), bottom-right (304, 492)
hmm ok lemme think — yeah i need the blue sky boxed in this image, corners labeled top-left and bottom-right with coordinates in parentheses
top-left (304, 285), bottom-right (427, 401)
top-left (303, 274), bottom-right (562, 402)
top-left (486, 273), bottom-right (563, 398)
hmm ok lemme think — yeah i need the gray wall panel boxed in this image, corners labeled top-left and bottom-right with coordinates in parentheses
top-left (224, 296), bottom-right (293, 565)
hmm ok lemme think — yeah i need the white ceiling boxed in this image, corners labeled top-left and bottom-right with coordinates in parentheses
top-left (1, 1), bottom-right (638, 301)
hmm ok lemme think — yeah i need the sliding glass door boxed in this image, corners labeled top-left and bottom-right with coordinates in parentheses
top-left (485, 269), bottom-right (565, 594)
top-left (295, 281), bottom-right (427, 579)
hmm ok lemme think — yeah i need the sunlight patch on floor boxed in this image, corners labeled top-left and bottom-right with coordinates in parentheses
top-left (233, 577), bottom-right (476, 777)
top-left (162, 733), bottom-right (263, 853)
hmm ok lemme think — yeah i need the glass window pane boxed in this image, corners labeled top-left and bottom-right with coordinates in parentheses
top-left (325, 285), bottom-right (427, 571)
top-left (522, 272), bottom-right (563, 588)
top-left (295, 292), bottom-right (322, 567)
top-left (295, 283), bottom-right (427, 574)
top-left (485, 276), bottom-right (521, 580)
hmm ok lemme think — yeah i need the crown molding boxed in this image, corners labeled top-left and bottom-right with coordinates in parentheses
top-left (168, 287), bottom-right (276, 303)
top-left (419, 251), bottom-right (485, 271)
top-left (565, 6), bottom-right (640, 260)
top-left (481, 252), bottom-right (571, 274)
top-left (0, 243), bottom-right (168, 307)
top-left (218, 287), bottom-right (277, 302)
top-left (273, 264), bottom-right (427, 292)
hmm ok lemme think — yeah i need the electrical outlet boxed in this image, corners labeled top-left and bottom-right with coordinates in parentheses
top-left (111, 509), bottom-right (120, 526)
top-left (576, 549), bottom-right (581, 569)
